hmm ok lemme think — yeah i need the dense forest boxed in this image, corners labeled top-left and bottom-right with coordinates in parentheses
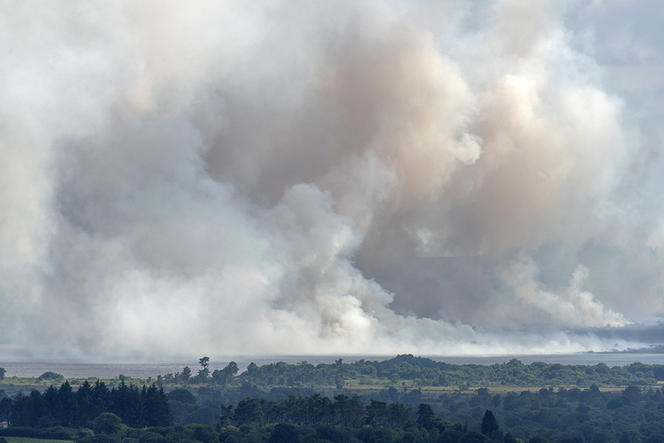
top-left (155, 355), bottom-right (664, 389)
top-left (167, 385), bottom-right (664, 442)
top-left (4, 383), bottom-right (664, 441)
top-left (0, 381), bottom-right (171, 428)
top-left (3, 355), bottom-right (663, 391)
top-left (0, 381), bottom-right (529, 442)
top-left (3, 356), bottom-right (664, 441)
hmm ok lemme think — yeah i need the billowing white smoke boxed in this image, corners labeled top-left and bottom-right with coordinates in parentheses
top-left (502, 257), bottom-right (630, 328)
top-left (0, 0), bottom-right (647, 358)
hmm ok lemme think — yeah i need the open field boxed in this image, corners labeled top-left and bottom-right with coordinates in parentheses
top-left (3, 378), bottom-right (660, 395)
top-left (3, 438), bottom-right (73, 443)
top-left (338, 383), bottom-right (662, 395)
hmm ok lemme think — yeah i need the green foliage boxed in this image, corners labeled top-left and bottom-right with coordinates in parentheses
top-left (437, 383), bottom-right (664, 441)
top-left (92, 413), bottom-right (122, 436)
top-left (211, 362), bottom-right (239, 386)
top-left (195, 357), bottom-right (210, 383)
top-left (166, 388), bottom-right (196, 405)
top-left (11, 385), bottom-right (664, 442)
top-left (9, 356), bottom-right (664, 442)
top-left (0, 369), bottom-right (5, 381)
top-left (159, 355), bottom-right (664, 390)
top-left (181, 367), bottom-right (191, 383)
top-left (0, 426), bottom-right (81, 440)
top-left (3, 438), bottom-right (73, 443)
top-left (198, 357), bottom-right (209, 370)
top-left (37, 372), bottom-right (64, 382)
top-left (3, 381), bottom-right (171, 429)
top-left (416, 403), bottom-right (434, 429)
top-left (481, 410), bottom-right (499, 437)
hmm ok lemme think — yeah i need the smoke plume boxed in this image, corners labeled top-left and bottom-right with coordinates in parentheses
top-left (0, 0), bottom-right (661, 358)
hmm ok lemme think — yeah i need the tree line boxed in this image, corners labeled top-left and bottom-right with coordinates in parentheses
top-left (160, 357), bottom-right (239, 386)
top-left (0, 380), bottom-right (171, 428)
top-left (216, 406), bottom-right (514, 443)
top-left (5, 379), bottom-right (664, 441)
top-left (5, 356), bottom-right (664, 390)
top-left (165, 381), bottom-right (664, 441)
top-left (438, 384), bottom-right (664, 442)
top-left (152, 355), bottom-right (664, 389)
top-left (1, 389), bottom-right (521, 443)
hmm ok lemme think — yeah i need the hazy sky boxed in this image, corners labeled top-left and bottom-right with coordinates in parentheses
top-left (1, 0), bottom-right (664, 359)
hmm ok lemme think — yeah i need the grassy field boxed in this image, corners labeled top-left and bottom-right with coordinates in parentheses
top-left (3, 378), bottom-right (654, 393)
top-left (3, 376), bottom-right (657, 400)
top-left (3, 438), bottom-right (73, 443)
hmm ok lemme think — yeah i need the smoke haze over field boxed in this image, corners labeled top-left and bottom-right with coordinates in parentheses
top-left (2, 0), bottom-right (664, 359)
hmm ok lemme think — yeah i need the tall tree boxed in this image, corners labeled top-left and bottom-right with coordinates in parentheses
top-left (75, 381), bottom-right (92, 426)
top-left (197, 357), bottom-right (211, 381)
top-left (481, 409), bottom-right (499, 436)
top-left (417, 403), bottom-right (434, 430)
top-left (199, 356), bottom-right (210, 370)
top-left (181, 366), bottom-right (192, 384)
top-left (58, 381), bottom-right (76, 426)
top-left (143, 384), bottom-right (172, 426)
top-left (91, 381), bottom-right (109, 418)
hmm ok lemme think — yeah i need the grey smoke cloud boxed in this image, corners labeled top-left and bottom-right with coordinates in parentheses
top-left (0, 0), bottom-right (660, 358)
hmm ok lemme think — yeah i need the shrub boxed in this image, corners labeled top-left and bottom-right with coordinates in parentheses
top-left (38, 371), bottom-right (65, 381)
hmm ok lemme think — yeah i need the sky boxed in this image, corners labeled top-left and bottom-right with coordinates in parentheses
top-left (1, 0), bottom-right (664, 360)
